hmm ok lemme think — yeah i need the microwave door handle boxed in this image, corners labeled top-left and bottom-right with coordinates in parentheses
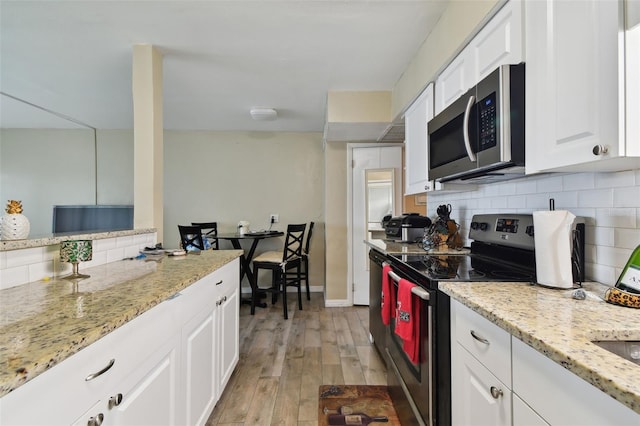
top-left (463, 95), bottom-right (477, 162)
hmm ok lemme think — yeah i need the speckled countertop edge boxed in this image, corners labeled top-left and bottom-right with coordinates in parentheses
top-left (0, 228), bottom-right (157, 251)
top-left (0, 249), bottom-right (242, 397)
top-left (439, 281), bottom-right (640, 415)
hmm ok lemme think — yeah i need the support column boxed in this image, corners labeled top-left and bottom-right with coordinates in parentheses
top-left (132, 44), bottom-right (164, 243)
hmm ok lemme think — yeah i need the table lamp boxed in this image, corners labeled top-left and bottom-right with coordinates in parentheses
top-left (60, 240), bottom-right (92, 279)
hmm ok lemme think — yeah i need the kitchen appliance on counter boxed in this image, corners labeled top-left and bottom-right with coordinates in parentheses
top-left (384, 213), bottom-right (432, 242)
top-left (368, 212), bottom-right (585, 426)
top-left (428, 63), bottom-right (525, 184)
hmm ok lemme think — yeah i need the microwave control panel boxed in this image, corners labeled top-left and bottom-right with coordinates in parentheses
top-left (478, 92), bottom-right (497, 151)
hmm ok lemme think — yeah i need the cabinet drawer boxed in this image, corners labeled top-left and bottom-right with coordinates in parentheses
top-left (453, 300), bottom-right (511, 385)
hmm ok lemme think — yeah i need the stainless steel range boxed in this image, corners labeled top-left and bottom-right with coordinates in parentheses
top-left (368, 213), bottom-right (585, 426)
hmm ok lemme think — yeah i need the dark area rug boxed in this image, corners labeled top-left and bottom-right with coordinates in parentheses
top-left (318, 385), bottom-right (400, 425)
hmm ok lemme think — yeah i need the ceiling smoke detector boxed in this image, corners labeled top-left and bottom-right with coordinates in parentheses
top-left (250, 107), bottom-right (277, 121)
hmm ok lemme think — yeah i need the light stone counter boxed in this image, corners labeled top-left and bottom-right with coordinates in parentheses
top-left (0, 228), bottom-right (156, 251)
top-left (0, 249), bottom-right (243, 397)
top-left (365, 238), bottom-right (470, 256)
top-left (439, 281), bottom-right (640, 415)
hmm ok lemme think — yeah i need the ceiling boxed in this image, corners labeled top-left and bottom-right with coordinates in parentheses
top-left (0, 0), bottom-right (448, 139)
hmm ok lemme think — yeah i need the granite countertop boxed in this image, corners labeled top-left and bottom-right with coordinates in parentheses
top-left (439, 281), bottom-right (640, 415)
top-left (0, 228), bottom-right (157, 251)
top-left (364, 238), bottom-right (470, 255)
top-left (0, 249), bottom-right (243, 397)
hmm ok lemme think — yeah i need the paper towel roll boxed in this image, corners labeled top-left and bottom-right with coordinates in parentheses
top-left (533, 210), bottom-right (576, 289)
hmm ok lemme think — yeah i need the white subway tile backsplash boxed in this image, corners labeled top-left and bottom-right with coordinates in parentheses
top-left (106, 247), bottom-right (125, 263)
top-left (116, 236), bottom-right (134, 247)
top-left (491, 197), bottom-right (508, 209)
top-left (587, 262), bottom-right (617, 286)
top-left (507, 195), bottom-right (527, 209)
top-left (536, 175), bottom-right (564, 192)
top-left (28, 261), bottom-right (55, 282)
top-left (613, 228), bottom-right (640, 250)
top-left (595, 208), bottom-right (637, 228)
top-left (515, 178), bottom-right (538, 194)
top-left (563, 172), bottom-right (595, 191)
top-left (92, 237), bottom-right (117, 252)
top-left (588, 226), bottom-right (614, 247)
top-left (525, 193), bottom-right (551, 209)
top-left (0, 266), bottom-right (29, 290)
top-left (613, 186), bottom-right (640, 208)
top-left (6, 247), bottom-right (44, 268)
top-left (596, 245), bottom-right (633, 268)
top-left (498, 182), bottom-right (517, 196)
top-left (577, 188), bottom-right (614, 208)
top-left (595, 170), bottom-right (636, 188)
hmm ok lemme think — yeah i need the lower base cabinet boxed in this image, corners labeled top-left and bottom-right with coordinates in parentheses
top-left (0, 257), bottom-right (240, 426)
top-left (451, 300), bottom-right (640, 426)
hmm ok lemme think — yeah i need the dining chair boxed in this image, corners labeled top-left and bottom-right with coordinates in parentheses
top-left (251, 223), bottom-right (306, 319)
top-left (299, 221), bottom-right (314, 300)
top-left (191, 222), bottom-right (219, 250)
top-left (178, 225), bottom-right (206, 251)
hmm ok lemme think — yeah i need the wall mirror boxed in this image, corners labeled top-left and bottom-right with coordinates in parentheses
top-left (0, 93), bottom-right (98, 238)
top-left (365, 168), bottom-right (395, 232)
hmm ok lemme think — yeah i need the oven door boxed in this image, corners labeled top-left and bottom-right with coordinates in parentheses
top-left (385, 268), bottom-right (434, 426)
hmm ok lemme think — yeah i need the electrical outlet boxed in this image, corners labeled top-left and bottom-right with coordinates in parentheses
top-left (270, 214), bottom-right (279, 224)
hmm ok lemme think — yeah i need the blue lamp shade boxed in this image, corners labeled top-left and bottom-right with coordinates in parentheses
top-left (60, 240), bottom-right (92, 279)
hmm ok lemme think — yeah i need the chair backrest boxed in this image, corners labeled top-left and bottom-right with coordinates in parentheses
top-left (282, 223), bottom-right (307, 262)
top-left (178, 225), bottom-right (206, 251)
top-left (191, 222), bottom-right (218, 249)
top-left (303, 221), bottom-right (315, 256)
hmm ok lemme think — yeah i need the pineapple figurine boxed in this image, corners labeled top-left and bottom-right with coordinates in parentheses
top-left (0, 200), bottom-right (30, 240)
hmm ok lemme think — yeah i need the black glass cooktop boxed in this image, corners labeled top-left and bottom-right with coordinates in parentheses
top-left (391, 253), bottom-right (535, 283)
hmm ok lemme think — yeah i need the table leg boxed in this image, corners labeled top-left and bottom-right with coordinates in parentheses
top-left (230, 238), bottom-right (267, 310)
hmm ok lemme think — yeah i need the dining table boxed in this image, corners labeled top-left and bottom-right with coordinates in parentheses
top-left (215, 230), bottom-right (284, 310)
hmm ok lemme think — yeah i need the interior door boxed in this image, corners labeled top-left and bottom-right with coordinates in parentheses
top-left (351, 145), bottom-right (402, 305)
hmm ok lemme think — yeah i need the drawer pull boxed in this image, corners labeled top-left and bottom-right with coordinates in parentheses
top-left (85, 359), bottom-right (115, 381)
top-left (490, 386), bottom-right (503, 399)
top-left (216, 280), bottom-right (223, 286)
top-left (470, 330), bottom-right (490, 345)
top-left (108, 393), bottom-right (123, 408)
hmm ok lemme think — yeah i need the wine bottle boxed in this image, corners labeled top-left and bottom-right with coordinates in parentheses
top-left (615, 245), bottom-right (640, 294)
top-left (327, 413), bottom-right (389, 425)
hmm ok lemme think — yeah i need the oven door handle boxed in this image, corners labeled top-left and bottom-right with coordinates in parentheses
top-left (383, 264), bottom-right (431, 301)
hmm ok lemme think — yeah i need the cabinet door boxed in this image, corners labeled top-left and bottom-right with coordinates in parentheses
top-left (525, 0), bottom-right (622, 173)
top-left (182, 304), bottom-right (217, 426)
top-left (452, 343), bottom-right (511, 426)
top-left (435, 51), bottom-right (473, 116)
top-left (109, 335), bottom-right (179, 426)
top-left (404, 84), bottom-right (434, 195)
top-left (217, 282), bottom-right (239, 396)
top-left (469, 0), bottom-right (523, 82)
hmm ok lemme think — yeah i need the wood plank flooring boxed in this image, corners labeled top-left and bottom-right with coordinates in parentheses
top-left (206, 292), bottom-right (388, 426)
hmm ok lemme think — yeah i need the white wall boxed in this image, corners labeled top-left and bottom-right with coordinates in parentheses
top-left (426, 170), bottom-right (640, 286)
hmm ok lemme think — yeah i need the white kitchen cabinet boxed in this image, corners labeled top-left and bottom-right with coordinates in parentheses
top-left (0, 257), bottom-right (240, 426)
top-left (453, 344), bottom-right (512, 426)
top-left (180, 258), bottom-right (239, 426)
top-left (435, 0), bottom-right (523, 115)
top-left (404, 83), bottom-right (434, 195)
top-left (525, 0), bottom-right (640, 174)
top-left (512, 337), bottom-right (639, 426)
top-left (451, 300), bottom-right (512, 426)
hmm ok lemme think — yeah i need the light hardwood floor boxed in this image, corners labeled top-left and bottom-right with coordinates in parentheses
top-left (206, 292), bottom-right (388, 425)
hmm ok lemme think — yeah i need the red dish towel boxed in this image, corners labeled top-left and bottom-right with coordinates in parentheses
top-left (381, 265), bottom-right (395, 325)
top-left (395, 278), bottom-right (421, 364)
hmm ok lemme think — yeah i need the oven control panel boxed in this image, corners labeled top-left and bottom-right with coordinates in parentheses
top-left (469, 214), bottom-right (535, 250)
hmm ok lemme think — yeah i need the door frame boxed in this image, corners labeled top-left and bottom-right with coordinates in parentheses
top-left (347, 143), bottom-right (403, 306)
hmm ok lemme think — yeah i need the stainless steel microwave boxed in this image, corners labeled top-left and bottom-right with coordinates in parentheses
top-left (427, 63), bottom-right (525, 183)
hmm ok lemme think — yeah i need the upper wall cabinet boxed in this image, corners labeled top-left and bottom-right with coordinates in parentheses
top-left (404, 83), bottom-right (434, 195)
top-left (525, 0), bottom-right (640, 174)
top-left (435, 0), bottom-right (523, 115)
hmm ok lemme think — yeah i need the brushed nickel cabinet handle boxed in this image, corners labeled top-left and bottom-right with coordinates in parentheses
top-left (87, 413), bottom-right (104, 426)
top-left (216, 280), bottom-right (223, 286)
top-left (85, 358), bottom-right (115, 381)
top-left (592, 145), bottom-right (609, 155)
top-left (470, 330), bottom-right (490, 345)
top-left (490, 386), bottom-right (503, 399)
